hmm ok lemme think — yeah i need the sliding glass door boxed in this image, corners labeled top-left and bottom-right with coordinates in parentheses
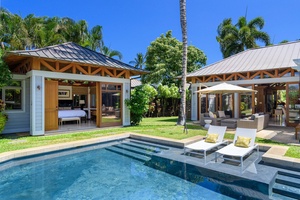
top-left (101, 83), bottom-right (122, 126)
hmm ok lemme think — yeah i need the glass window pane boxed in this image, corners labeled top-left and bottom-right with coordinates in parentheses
top-left (241, 94), bottom-right (252, 117)
top-left (288, 84), bottom-right (300, 124)
top-left (5, 89), bottom-right (22, 110)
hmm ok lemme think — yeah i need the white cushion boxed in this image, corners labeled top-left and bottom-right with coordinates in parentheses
top-left (218, 111), bottom-right (226, 118)
top-left (209, 111), bottom-right (215, 118)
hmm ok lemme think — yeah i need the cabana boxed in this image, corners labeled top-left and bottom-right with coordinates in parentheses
top-left (1, 42), bottom-right (147, 135)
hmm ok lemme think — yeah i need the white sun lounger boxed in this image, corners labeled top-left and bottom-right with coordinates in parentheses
top-left (215, 127), bottom-right (259, 172)
top-left (184, 125), bottom-right (227, 164)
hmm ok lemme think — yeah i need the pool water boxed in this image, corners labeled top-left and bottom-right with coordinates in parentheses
top-left (0, 140), bottom-right (256, 199)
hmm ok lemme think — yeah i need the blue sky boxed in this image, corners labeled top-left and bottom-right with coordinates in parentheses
top-left (1, 0), bottom-right (299, 66)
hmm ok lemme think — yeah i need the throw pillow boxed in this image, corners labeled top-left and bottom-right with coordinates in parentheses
top-left (235, 136), bottom-right (251, 148)
top-left (205, 133), bottom-right (219, 143)
top-left (218, 111), bottom-right (226, 118)
top-left (209, 111), bottom-right (214, 118)
top-left (250, 115), bottom-right (255, 120)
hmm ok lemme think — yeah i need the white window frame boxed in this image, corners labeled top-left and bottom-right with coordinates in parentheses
top-left (1, 80), bottom-right (25, 113)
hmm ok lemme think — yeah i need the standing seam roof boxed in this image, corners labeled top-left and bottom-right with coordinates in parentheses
top-left (187, 41), bottom-right (300, 77)
top-left (6, 42), bottom-right (147, 73)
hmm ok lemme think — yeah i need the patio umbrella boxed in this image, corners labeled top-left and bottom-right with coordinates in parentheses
top-left (196, 82), bottom-right (256, 124)
top-left (196, 82), bottom-right (256, 94)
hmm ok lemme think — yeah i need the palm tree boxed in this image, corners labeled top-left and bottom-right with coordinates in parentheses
top-left (100, 45), bottom-right (123, 60)
top-left (88, 25), bottom-right (103, 51)
top-left (216, 16), bottom-right (270, 58)
top-left (177, 0), bottom-right (187, 127)
top-left (23, 14), bottom-right (45, 49)
top-left (129, 53), bottom-right (146, 69)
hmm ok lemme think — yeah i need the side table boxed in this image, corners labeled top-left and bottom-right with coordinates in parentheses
top-left (204, 119), bottom-right (212, 129)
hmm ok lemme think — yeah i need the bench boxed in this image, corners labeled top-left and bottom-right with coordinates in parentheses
top-left (59, 117), bottom-right (81, 126)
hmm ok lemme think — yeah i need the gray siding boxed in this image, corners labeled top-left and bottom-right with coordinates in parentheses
top-left (2, 78), bottom-right (30, 134)
top-left (123, 82), bottom-right (131, 126)
top-left (35, 76), bottom-right (43, 131)
top-left (191, 85), bottom-right (198, 120)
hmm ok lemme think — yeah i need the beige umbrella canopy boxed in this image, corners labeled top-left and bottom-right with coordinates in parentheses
top-left (196, 82), bottom-right (256, 94)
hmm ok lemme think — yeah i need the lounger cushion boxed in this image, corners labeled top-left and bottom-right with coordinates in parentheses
top-left (235, 136), bottom-right (251, 148)
top-left (205, 133), bottom-right (219, 143)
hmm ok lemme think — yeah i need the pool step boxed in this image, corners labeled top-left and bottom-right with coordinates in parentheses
top-left (121, 142), bottom-right (163, 153)
top-left (105, 146), bottom-right (151, 163)
top-left (113, 144), bottom-right (156, 157)
top-left (272, 171), bottom-right (300, 199)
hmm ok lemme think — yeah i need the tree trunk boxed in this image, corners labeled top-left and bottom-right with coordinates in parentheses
top-left (177, 0), bottom-right (188, 125)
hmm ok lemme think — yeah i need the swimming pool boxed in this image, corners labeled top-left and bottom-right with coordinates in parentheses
top-left (0, 139), bottom-right (267, 199)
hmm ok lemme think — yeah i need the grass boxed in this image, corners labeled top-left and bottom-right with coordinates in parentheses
top-left (0, 116), bottom-right (299, 159)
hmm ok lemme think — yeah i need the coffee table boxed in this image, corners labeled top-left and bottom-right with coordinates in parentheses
top-left (221, 118), bottom-right (238, 128)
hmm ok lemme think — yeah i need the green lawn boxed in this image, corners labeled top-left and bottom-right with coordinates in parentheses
top-left (0, 117), bottom-right (299, 159)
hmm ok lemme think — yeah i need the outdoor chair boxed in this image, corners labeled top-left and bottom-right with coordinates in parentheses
top-left (215, 127), bottom-right (259, 172)
top-left (184, 125), bottom-right (227, 164)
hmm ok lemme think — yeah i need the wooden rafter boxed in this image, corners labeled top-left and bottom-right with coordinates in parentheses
top-left (279, 68), bottom-right (291, 77)
top-left (104, 68), bottom-right (114, 77)
top-left (74, 64), bottom-right (88, 75)
top-left (40, 60), bottom-right (56, 72)
top-left (59, 63), bottom-right (73, 72)
top-left (13, 58), bottom-right (31, 73)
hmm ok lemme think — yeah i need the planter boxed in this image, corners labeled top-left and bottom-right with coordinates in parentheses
top-left (0, 113), bottom-right (7, 133)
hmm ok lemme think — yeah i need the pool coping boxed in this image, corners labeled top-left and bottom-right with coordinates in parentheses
top-left (0, 132), bottom-right (299, 170)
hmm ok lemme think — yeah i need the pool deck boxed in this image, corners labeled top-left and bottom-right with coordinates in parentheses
top-left (1, 125), bottom-right (299, 169)
top-left (0, 126), bottom-right (299, 199)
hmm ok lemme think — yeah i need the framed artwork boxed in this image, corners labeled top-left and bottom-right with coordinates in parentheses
top-left (58, 85), bottom-right (72, 100)
top-left (58, 89), bottom-right (71, 99)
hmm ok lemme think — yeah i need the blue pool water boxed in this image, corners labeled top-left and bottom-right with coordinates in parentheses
top-left (0, 140), bottom-right (259, 199)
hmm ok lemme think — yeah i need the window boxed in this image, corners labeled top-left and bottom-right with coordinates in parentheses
top-left (1, 81), bottom-right (23, 111)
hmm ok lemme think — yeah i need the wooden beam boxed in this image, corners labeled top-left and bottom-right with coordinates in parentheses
top-left (40, 60), bottom-right (56, 71)
top-left (91, 67), bottom-right (102, 75)
top-left (55, 62), bottom-right (60, 71)
top-left (59, 63), bottom-right (73, 72)
top-left (279, 68), bottom-right (291, 77)
top-left (104, 68), bottom-right (114, 77)
top-left (262, 70), bottom-right (275, 78)
top-left (236, 73), bottom-right (247, 80)
top-left (250, 71), bottom-right (260, 79)
top-left (31, 58), bottom-right (40, 70)
top-left (225, 73), bottom-right (234, 81)
top-left (13, 58), bottom-right (31, 72)
top-left (116, 70), bottom-right (126, 78)
top-left (74, 64), bottom-right (88, 75)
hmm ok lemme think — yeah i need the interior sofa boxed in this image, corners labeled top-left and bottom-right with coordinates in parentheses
top-left (237, 113), bottom-right (269, 131)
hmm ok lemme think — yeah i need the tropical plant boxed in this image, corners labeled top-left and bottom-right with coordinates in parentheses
top-left (142, 31), bottom-right (206, 86)
top-left (125, 84), bottom-right (154, 125)
top-left (169, 83), bottom-right (180, 116)
top-left (100, 45), bottom-right (123, 60)
top-left (157, 84), bottom-right (171, 116)
top-left (88, 25), bottom-right (103, 51)
top-left (0, 49), bottom-right (12, 87)
top-left (129, 53), bottom-right (146, 69)
top-left (216, 16), bottom-right (270, 58)
top-left (0, 99), bottom-right (8, 133)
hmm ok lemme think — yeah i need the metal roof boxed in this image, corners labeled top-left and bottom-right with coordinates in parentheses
top-left (6, 42), bottom-right (147, 74)
top-left (130, 79), bottom-right (142, 88)
top-left (187, 41), bottom-right (300, 77)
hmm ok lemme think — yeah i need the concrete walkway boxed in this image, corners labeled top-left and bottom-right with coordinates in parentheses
top-left (226, 125), bottom-right (299, 146)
